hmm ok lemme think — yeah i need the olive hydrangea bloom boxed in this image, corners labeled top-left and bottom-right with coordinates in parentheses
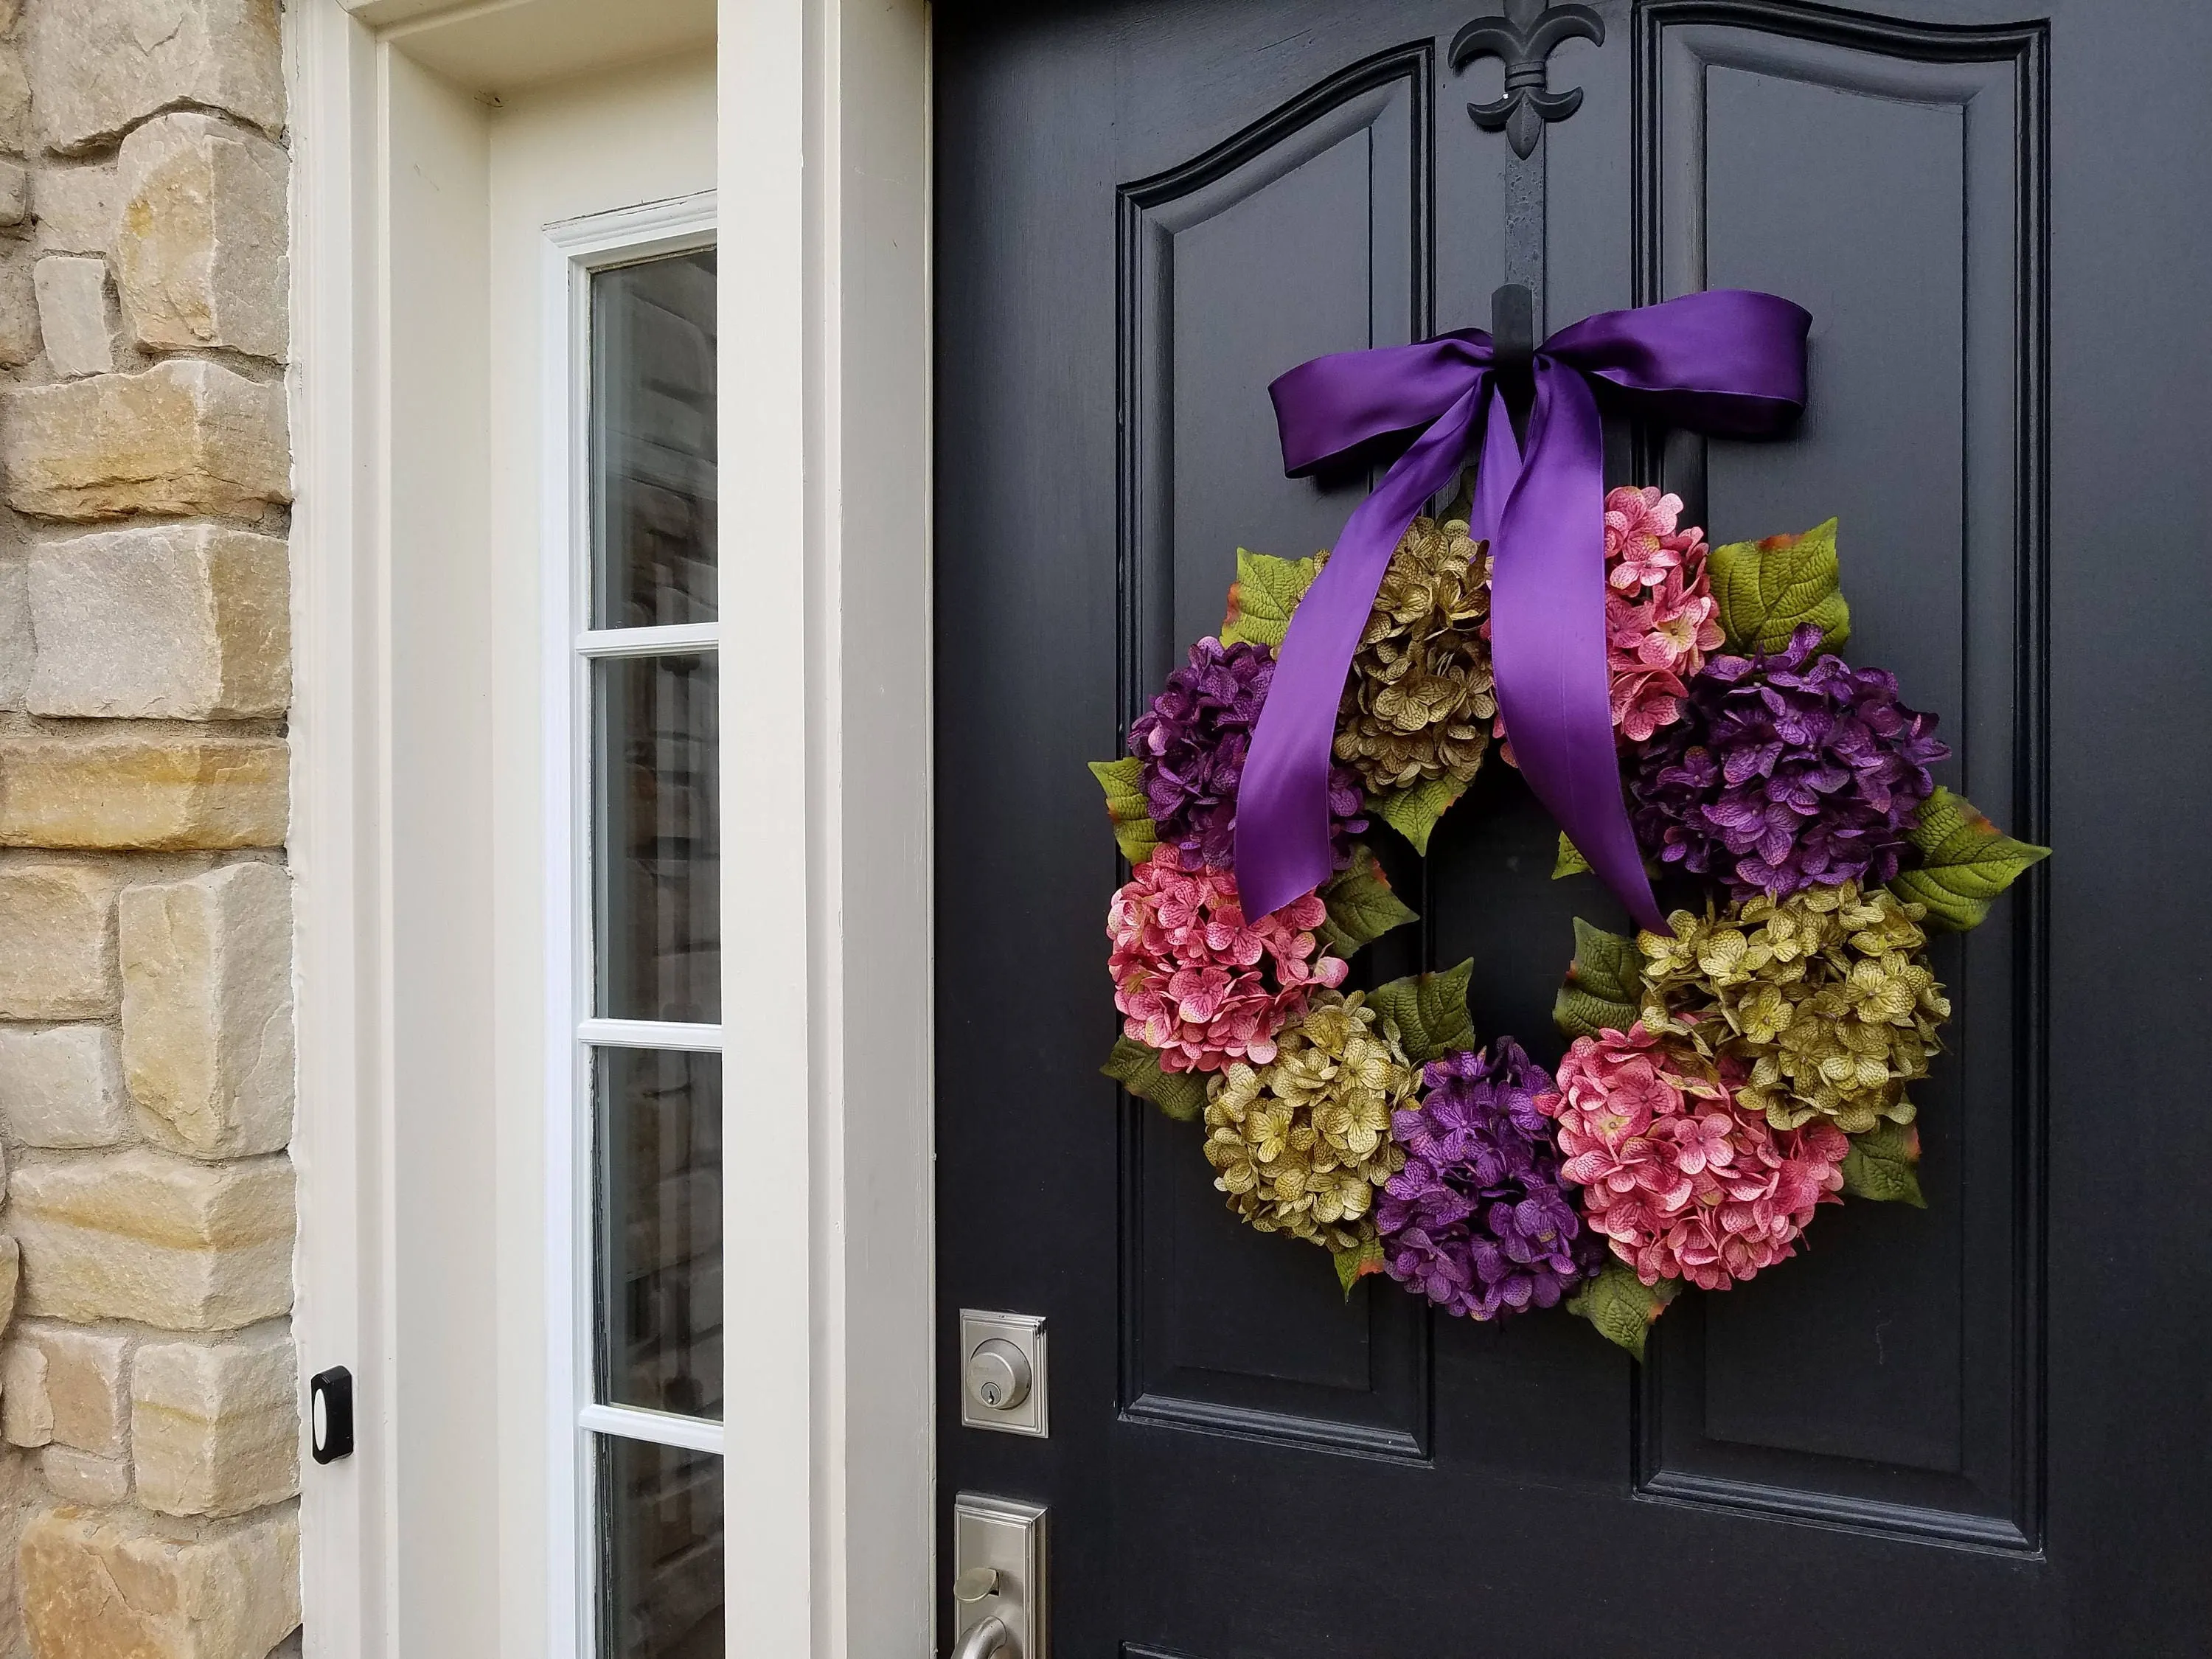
top-left (1638, 882), bottom-right (1951, 1134)
top-left (1203, 990), bottom-right (1415, 1253)
top-left (1332, 514), bottom-right (1498, 793)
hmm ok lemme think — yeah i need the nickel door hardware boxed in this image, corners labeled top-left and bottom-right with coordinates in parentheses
top-left (951, 1492), bottom-right (1047, 1659)
top-left (959, 1310), bottom-right (1048, 1436)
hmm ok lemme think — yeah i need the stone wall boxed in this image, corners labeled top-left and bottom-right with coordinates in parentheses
top-left (0, 1), bottom-right (299, 1655)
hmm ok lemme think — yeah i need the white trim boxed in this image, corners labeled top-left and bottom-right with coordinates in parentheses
top-left (291, 2), bottom-right (935, 1650)
top-left (574, 1018), bottom-right (724, 1052)
top-left (577, 1403), bottom-right (729, 1457)
top-left (575, 623), bottom-right (720, 658)
top-left (289, 5), bottom-right (391, 1656)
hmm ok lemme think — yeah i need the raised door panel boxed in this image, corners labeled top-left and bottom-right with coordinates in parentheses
top-left (1629, 2), bottom-right (2047, 1545)
top-left (1118, 44), bottom-right (1438, 1455)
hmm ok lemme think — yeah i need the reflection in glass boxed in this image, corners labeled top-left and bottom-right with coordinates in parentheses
top-left (591, 250), bottom-right (718, 628)
top-left (595, 1048), bottom-right (723, 1420)
top-left (592, 653), bottom-right (719, 1024)
top-left (597, 1435), bottom-right (723, 1659)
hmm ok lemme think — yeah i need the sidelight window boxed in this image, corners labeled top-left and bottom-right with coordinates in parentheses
top-left (553, 218), bottom-right (724, 1659)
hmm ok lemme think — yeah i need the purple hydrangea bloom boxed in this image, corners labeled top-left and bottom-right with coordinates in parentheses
top-left (1377, 1040), bottom-right (1600, 1321)
top-left (1627, 624), bottom-right (1950, 899)
top-left (1129, 636), bottom-right (1366, 874)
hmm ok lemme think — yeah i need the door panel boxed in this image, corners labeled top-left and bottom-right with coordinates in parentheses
top-left (1625, 3), bottom-right (2044, 1546)
top-left (1119, 41), bottom-right (1438, 1460)
top-left (937, 1), bottom-right (2211, 1652)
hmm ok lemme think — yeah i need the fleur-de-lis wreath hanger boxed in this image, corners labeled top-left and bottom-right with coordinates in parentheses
top-left (1450, 0), bottom-right (1607, 158)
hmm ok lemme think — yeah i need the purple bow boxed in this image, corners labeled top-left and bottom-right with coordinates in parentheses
top-left (1234, 288), bottom-right (1811, 928)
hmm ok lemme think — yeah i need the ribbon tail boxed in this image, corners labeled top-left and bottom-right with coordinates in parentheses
top-left (1487, 366), bottom-right (1666, 933)
top-left (1235, 380), bottom-right (1486, 920)
top-left (1465, 385), bottom-right (1520, 546)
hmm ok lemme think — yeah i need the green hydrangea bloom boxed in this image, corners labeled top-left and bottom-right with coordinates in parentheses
top-left (1638, 882), bottom-right (1950, 1135)
top-left (1203, 990), bottom-right (1415, 1253)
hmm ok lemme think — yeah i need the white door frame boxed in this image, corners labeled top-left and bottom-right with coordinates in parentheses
top-left (287, 1), bottom-right (935, 1652)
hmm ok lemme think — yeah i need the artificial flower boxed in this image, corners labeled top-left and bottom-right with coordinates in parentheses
top-left (1203, 990), bottom-right (1413, 1252)
top-left (1377, 1040), bottom-right (1599, 1319)
top-left (1332, 513), bottom-right (1498, 793)
top-left (1500, 485), bottom-right (1722, 759)
top-left (1627, 622), bottom-right (1950, 898)
top-left (1537, 1023), bottom-right (1848, 1291)
top-left (1637, 882), bottom-right (1951, 1133)
top-left (1132, 636), bottom-right (1365, 872)
top-left (1107, 851), bottom-right (1347, 1074)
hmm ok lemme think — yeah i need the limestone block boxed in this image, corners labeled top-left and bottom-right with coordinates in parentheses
top-left (0, 1026), bottom-right (130, 1150)
top-left (131, 1329), bottom-right (295, 1517)
top-left (2, 1321), bottom-right (129, 1455)
top-left (0, 160), bottom-right (27, 228)
top-left (1, 1343), bottom-right (44, 1444)
top-left (0, 249), bottom-right (36, 369)
top-left (26, 0), bottom-right (285, 154)
top-left (40, 1447), bottom-right (128, 1506)
top-left (118, 114), bottom-right (288, 361)
top-left (32, 256), bottom-right (112, 379)
top-left (27, 526), bottom-right (290, 718)
top-left (1, 361), bottom-right (291, 521)
top-left (34, 166), bottom-right (118, 258)
top-left (20, 1507), bottom-right (301, 1659)
top-left (10, 1151), bottom-right (293, 1329)
top-left (0, 733), bottom-right (288, 850)
top-left (0, 44), bottom-right (27, 155)
top-left (0, 1236), bottom-right (18, 1343)
top-left (120, 863), bottom-right (293, 1159)
top-left (0, 553), bottom-right (25, 711)
top-left (0, 861), bottom-right (120, 1019)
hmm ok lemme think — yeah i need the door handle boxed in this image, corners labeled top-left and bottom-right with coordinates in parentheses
top-left (951, 1493), bottom-right (1047, 1659)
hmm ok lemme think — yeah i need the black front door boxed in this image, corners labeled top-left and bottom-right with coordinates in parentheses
top-left (935, 1), bottom-right (2211, 1653)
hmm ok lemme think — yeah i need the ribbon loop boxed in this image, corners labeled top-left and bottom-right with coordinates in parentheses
top-left (1234, 289), bottom-right (1811, 930)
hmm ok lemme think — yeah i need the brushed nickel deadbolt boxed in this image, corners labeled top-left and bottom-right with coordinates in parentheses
top-left (967, 1338), bottom-right (1032, 1411)
top-left (959, 1310), bottom-right (1048, 1437)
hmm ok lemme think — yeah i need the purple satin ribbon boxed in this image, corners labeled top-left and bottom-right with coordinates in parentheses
top-left (1234, 289), bottom-right (1810, 928)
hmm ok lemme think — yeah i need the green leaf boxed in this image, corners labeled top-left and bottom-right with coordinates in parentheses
top-left (1566, 1261), bottom-right (1683, 1361)
top-left (1315, 844), bottom-right (1419, 958)
top-left (1332, 1233), bottom-right (1386, 1299)
top-left (1371, 773), bottom-right (1470, 855)
top-left (1840, 1120), bottom-right (1927, 1207)
top-left (1552, 917), bottom-right (1643, 1040)
top-left (1220, 547), bottom-right (1320, 650)
top-left (1367, 960), bottom-right (1477, 1063)
top-left (1101, 1037), bottom-right (1208, 1122)
top-left (1553, 832), bottom-right (1593, 879)
top-left (1888, 786), bottom-right (2050, 933)
top-left (1088, 757), bottom-right (1161, 866)
top-left (1708, 517), bottom-right (1853, 655)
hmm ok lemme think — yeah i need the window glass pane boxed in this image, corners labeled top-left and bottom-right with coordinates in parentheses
top-left (593, 653), bottom-right (719, 1024)
top-left (591, 249), bottom-right (717, 628)
top-left (595, 1047), bottom-right (723, 1419)
top-left (596, 1436), bottom-right (723, 1659)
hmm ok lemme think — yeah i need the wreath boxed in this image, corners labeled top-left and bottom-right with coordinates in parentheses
top-left (1090, 293), bottom-right (2048, 1356)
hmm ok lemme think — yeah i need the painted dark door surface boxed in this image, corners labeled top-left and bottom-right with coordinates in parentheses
top-left (935, 2), bottom-right (2211, 1653)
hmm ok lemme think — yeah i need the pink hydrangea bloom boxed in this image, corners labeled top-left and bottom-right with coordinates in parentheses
top-left (1497, 487), bottom-right (1723, 761)
top-left (1534, 1023), bottom-right (1847, 1291)
top-left (1605, 486), bottom-right (1703, 591)
top-left (1107, 851), bottom-right (1348, 1074)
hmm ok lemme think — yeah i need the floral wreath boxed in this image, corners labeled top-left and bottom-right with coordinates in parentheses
top-left (1091, 471), bottom-right (2048, 1357)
